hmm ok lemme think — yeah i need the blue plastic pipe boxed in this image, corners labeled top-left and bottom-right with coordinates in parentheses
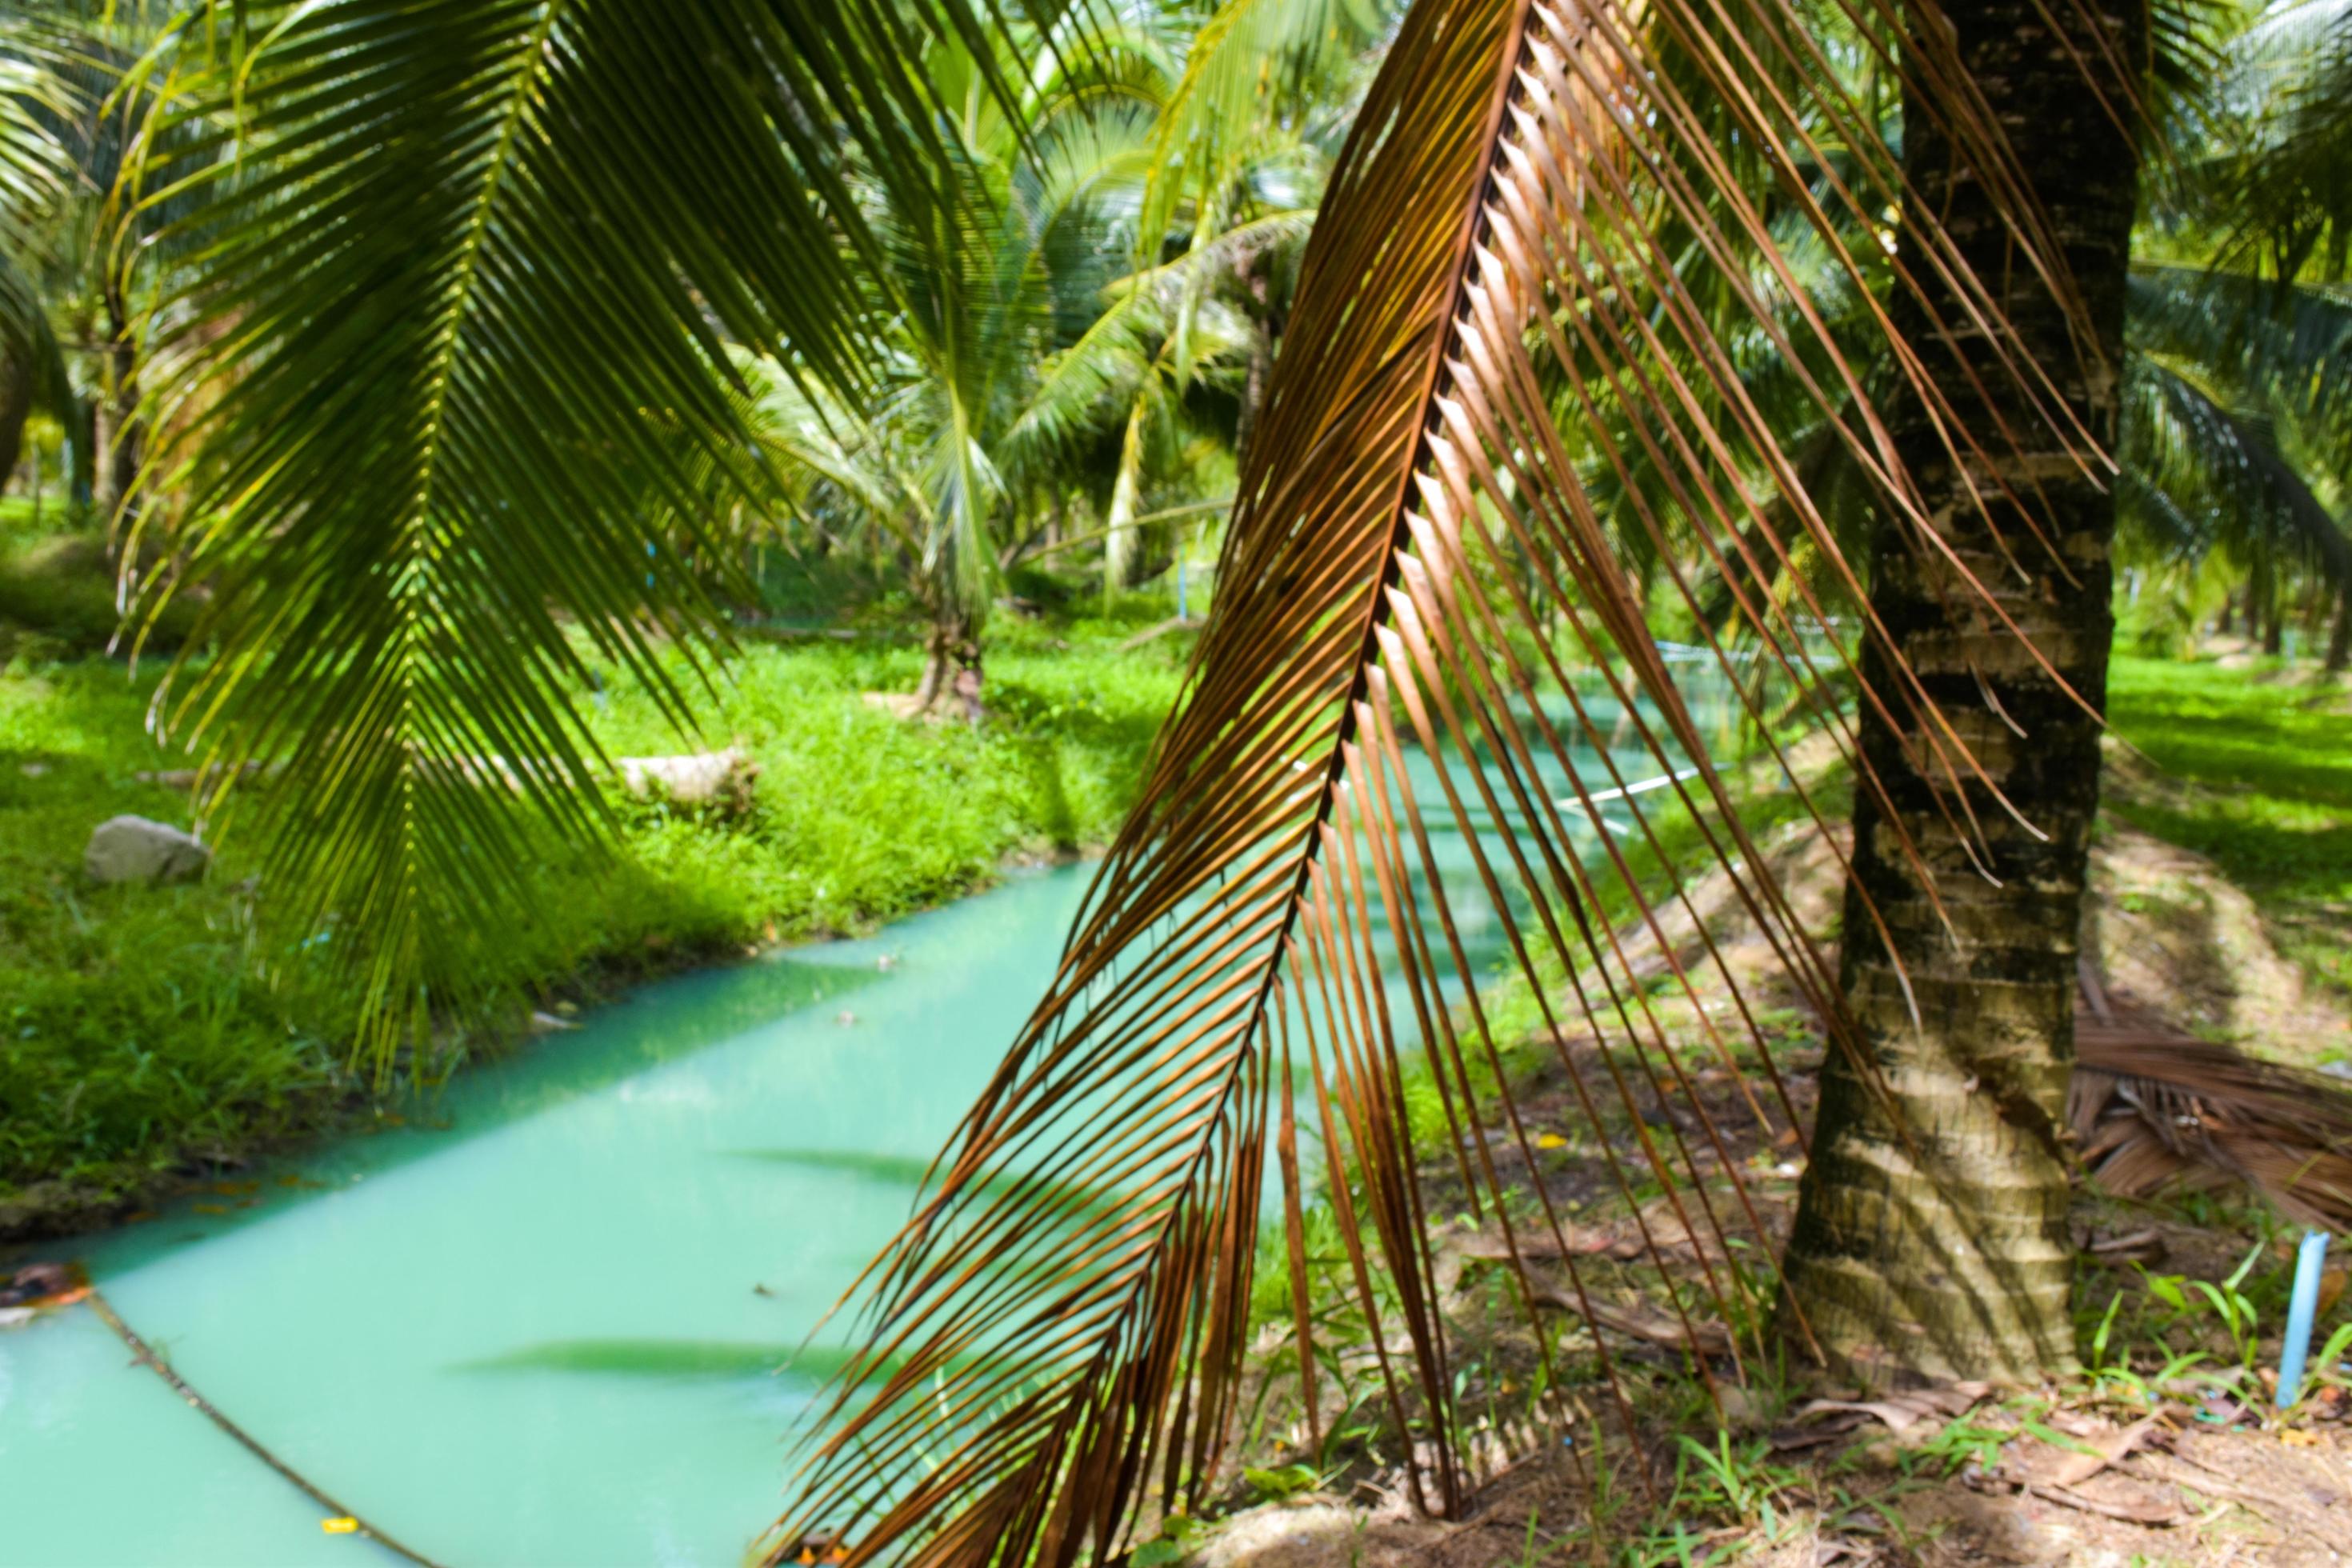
top-left (2278, 1229), bottom-right (2331, 1409)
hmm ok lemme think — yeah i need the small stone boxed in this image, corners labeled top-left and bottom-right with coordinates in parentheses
top-left (834, 1010), bottom-right (857, 1027)
top-left (1715, 1382), bottom-right (1766, 1429)
top-left (2321, 1059), bottom-right (2352, 1082)
top-left (19, 761), bottom-right (48, 777)
top-left (84, 815), bottom-right (211, 884)
top-left (527, 1010), bottom-right (578, 1034)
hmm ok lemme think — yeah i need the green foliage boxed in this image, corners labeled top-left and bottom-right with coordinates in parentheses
top-left (0, 623), bottom-right (1187, 1231)
top-left (117, 0), bottom-right (1115, 1063)
top-left (0, 514), bottom-right (198, 660)
top-left (2121, 0), bottom-right (2352, 637)
top-left (2106, 654), bottom-right (2352, 1005)
top-left (1238, 1462), bottom-right (1321, 1502)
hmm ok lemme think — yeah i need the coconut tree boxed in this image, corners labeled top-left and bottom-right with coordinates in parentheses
top-left (2117, 0), bottom-right (2352, 662)
top-left (0, 10), bottom-right (122, 496)
top-left (731, 23), bottom-right (1310, 696)
top-left (1134, 0), bottom-right (1390, 466)
top-left (773, 0), bottom-right (2153, 1551)
top-left (2120, 277), bottom-right (2352, 661)
top-left (1774, 0), bottom-right (2148, 1382)
top-left (998, 209), bottom-right (1290, 598)
top-left (735, 38), bottom-right (1178, 714)
top-left (123, 0), bottom-right (2194, 1555)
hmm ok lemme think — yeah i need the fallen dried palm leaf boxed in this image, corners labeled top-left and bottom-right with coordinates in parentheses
top-left (2071, 992), bottom-right (2352, 1230)
top-left (2079, 1227), bottom-right (2168, 1266)
top-left (2042, 1415), bottom-right (2159, 1489)
top-left (1793, 1380), bottom-right (1993, 1436)
top-left (2021, 1481), bottom-right (2186, 1527)
top-left (1459, 1226), bottom-right (1646, 1264)
top-left (1524, 1279), bottom-right (1734, 1357)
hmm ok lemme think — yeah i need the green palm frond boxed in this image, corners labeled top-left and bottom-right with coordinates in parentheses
top-left (0, 15), bottom-right (86, 414)
top-left (2125, 352), bottom-right (2352, 582)
top-left (123, 0), bottom-right (1090, 1059)
top-left (1136, 0), bottom-right (1386, 256)
top-left (2166, 0), bottom-right (2352, 278)
top-left (2131, 265), bottom-right (2352, 442)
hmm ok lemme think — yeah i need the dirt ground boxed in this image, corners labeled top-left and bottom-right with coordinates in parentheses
top-left (1185, 756), bottom-right (2352, 1567)
top-left (1198, 1400), bottom-right (2352, 1568)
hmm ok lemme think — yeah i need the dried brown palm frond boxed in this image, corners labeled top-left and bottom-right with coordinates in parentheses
top-left (767, 0), bottom-right (2113, 1558)
top-left (2072, 986), bottom-right (2352, 1232)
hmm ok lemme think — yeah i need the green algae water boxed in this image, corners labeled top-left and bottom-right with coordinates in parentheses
top-left (0, 867), bottom-right (1096, 1567)
top-left (0, 666), bottom-right (1752, 1565)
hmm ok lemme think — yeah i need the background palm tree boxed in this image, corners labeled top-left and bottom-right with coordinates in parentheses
top-left (2118, 0), bottom-right (2352, 664)
top-left (728, 32), bottom-right (1182, 715)
top-left (0, 6), bottom-right (162, 507)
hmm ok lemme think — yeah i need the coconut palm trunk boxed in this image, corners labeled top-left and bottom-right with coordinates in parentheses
top-left (94, 283), bottom-right (140, 517)
top-left (0, 350), bottom-right (33, 485)
top-left (1782, 0), bottom-right (2146, 1379)
top-left (916, 610), bottom-right (986, 723)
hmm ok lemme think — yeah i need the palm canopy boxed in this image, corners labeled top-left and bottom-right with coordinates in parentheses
top-left (0, 6), bottom-right (166, 464)
top-left (732, 25), bottom-right (1260, 694)
top-left (2123, 269), bottom-right (2352, 613)
top-left (2122, 0), bottom-right (2352, 654)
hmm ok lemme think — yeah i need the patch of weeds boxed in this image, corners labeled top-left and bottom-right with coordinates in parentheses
top-left (1, 624), bottom-right (1189, 1234)
top-left (1615, 1432), bottom-right (1809, 1565)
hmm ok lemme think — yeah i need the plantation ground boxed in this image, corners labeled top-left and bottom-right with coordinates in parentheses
top-left (1193, 651), bottom-right (2352, 1567)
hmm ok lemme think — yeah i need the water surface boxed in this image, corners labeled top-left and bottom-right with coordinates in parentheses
top-left (0, 867), bottom-right (1093, 1567)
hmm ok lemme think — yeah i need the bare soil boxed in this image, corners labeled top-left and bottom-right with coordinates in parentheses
top-left (1194, 758), bottom-right (2352, 1566)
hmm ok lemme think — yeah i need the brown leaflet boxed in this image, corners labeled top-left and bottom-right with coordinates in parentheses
top-left (774, 0), bottom-right (2131, 1551)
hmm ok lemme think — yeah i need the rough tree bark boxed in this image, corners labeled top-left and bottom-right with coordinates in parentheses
top-left (1782, 0), bottom-right (2146, 1382)
top-left (94, 282), bottom-right (140, 518)
top-left (0, 350), bottom-right (33, 486)
top-left (914, 612), bottom-right (986, 724)
top-left (2328, 582), bottom-right (2350, 673)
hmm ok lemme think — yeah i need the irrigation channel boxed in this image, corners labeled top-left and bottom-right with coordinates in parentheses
top-left (0, 663), bottom-right (1755, 1565)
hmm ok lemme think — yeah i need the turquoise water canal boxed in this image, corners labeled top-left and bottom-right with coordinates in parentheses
top-left (1, 667), bottom-right (1750, 1565)
top-left (1, 869), bottom-right (1094, 1566)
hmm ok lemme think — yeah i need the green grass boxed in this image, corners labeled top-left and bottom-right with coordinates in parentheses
top-left (2105, 653), bottom-right (2352, 1005)
top-left (0, 506), bottom-right (200, 663)
top-left (0, 613), bottom-right (1190, 1234)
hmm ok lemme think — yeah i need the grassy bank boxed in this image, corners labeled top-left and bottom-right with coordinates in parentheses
top-left (1, 610), bottom-right (1191, 1236)
top-left (2105, 652), bottom-right (2352, 1007)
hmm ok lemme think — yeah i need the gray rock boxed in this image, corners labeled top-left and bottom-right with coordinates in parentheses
top-left (84, 815), bottom-right (212, 884)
